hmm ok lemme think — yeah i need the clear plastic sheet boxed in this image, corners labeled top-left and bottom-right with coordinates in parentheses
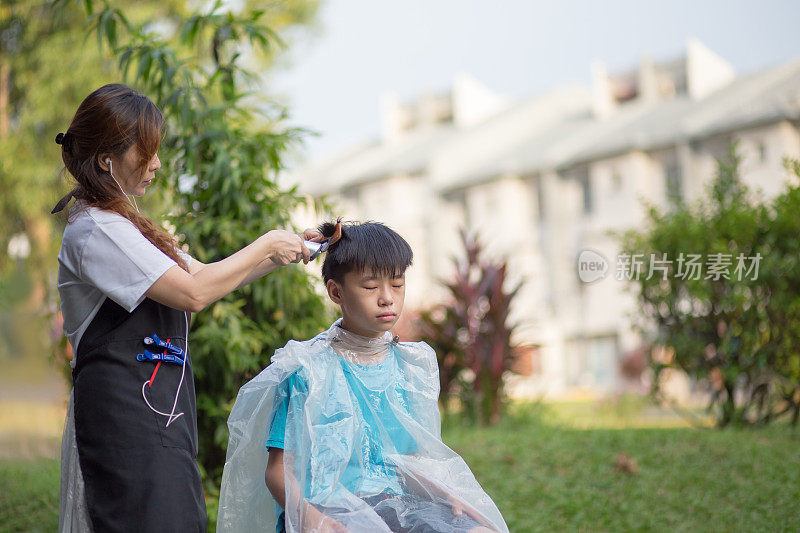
top-left (218, 319), bottom-right (508, 532)
top-left (59, 390), bottom-right (94, 532)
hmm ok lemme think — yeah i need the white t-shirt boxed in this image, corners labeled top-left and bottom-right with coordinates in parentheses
top-left (57, 201), bottom-right (192, 365)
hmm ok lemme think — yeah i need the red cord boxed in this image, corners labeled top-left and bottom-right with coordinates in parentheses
top-left (149, 362), bottom-right (161, 387)
top-left (148, 338), bottom-right (170, 387)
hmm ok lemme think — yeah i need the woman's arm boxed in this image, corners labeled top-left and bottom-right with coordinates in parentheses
top-left (188, 228), bottom-right (324, 290)
top-left (188, 256), bottom-right (279, 289)
top-left (146, 229), bottom-right (316, 312)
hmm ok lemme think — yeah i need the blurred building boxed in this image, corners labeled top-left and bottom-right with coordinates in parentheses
top-left (289, 38), bottom-right (800, 400)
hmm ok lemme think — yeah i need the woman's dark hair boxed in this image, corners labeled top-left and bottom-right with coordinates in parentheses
top-left (52, 83), bottom-right (187, 270)
top-left (318, 221), bottom-right (413, 284)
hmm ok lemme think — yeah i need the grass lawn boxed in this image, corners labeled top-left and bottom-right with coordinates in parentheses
top-left (2, 398), bottom-right (799, 532)
top-left (443, 400), bottom-right (800, 532)
top-left (0, 458), bottom-right (59, 533)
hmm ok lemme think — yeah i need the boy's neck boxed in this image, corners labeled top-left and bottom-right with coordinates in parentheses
top-left (339, 317), bottom-right (384, 339)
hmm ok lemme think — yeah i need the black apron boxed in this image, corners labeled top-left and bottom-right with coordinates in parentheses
top-left (73, 296), bottom-right (207, 532)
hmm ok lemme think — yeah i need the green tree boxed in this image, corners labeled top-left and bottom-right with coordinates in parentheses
top-left (620, 146), bottom-right (800, 427)
top-left (0, 0), bottom-right (198, 292)
top-left (0, 1), bottom-right (114, 362)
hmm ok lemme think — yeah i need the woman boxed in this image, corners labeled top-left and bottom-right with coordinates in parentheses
top-left (53, 83), bottom-right (321, 532)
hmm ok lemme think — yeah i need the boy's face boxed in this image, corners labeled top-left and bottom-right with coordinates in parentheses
top-left (326, 268), bottom-right (405, 338)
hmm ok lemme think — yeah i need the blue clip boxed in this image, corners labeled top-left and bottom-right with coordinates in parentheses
top-left (143, 334), bottom-right (185, 357)
top-left (137, 349), bottom-right (185, 365)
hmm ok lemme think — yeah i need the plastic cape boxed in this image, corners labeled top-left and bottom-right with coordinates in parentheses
top-left (217, 320), bottom-right (508, 533)
top-left (59, 390), bottom-right (94, 532)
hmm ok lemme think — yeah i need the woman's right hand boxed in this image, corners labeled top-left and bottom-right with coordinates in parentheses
top-left (263, 230), bottom-right (311, 266)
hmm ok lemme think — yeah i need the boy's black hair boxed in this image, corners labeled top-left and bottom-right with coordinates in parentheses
top-left (319, 220), bottom-right (413, 284)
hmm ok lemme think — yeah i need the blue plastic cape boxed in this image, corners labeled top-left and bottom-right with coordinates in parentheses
top-left (217, 319), bottom-right (508, 532)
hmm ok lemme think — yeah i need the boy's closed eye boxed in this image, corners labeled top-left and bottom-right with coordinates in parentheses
top-left (362, 277), bottom-right (405, 290)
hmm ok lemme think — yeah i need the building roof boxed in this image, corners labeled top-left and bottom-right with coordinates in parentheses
top-left (681, 58), bottom-right (800, 138)
top-left (292, 124), bottom-right (457, 195)
top-left (292, 58), bottom-right (800, 195)
top-left (451, 58), bottom-right (800, 189)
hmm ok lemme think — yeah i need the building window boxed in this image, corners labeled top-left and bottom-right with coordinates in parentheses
top-left (665, 162), bottom-right (682, 204)
top-left (535, 177), bottom-right (546, 222)
top-left (558, 167), bottom-right (591, 215)
top-left (588, 335), bottom-right (619, 389)
top-left (611, 171), bottom-right (622, 192)
top-left (578, 171), bottom-right (592, 215)
top-left (445, 189), bottom-right (469, 227)
top-left (565, 334), bottom-right (619, 388)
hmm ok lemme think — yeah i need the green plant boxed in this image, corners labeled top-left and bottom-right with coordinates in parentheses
top-left (418, 230), bottom-right (521, 425)
top-left (0, 0), bottom-right (129, 365)
top-left (619, 146), bottom-right (800, 427)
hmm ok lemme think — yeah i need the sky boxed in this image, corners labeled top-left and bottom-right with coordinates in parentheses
top-left (266, 0), bottom-right (800, 167)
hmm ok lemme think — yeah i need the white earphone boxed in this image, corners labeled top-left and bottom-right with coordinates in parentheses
top-left (106, 157), bottom-right (139, 213)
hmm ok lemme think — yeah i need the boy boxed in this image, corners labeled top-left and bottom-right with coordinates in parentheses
top-left (218, 221), bottom-right (507, 533)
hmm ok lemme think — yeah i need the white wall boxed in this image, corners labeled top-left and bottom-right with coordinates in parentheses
top-left (735, 121), bottom-right (800, 199)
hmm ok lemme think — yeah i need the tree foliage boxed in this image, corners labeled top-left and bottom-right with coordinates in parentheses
top-left (0, 0), bottom-right (207, 282)
top-left (620, 146), bottom-right (800, 427)
top-left (0, 2), bottom-right (118, 363)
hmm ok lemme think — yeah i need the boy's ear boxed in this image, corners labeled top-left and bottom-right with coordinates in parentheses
top-left (326, 279), bottom-right (343, 304)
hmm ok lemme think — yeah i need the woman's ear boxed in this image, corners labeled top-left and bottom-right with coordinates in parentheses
top-left (97, 153), bottom-right (112, 172)
top-left (326, 279), bottom-right (343, 304)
